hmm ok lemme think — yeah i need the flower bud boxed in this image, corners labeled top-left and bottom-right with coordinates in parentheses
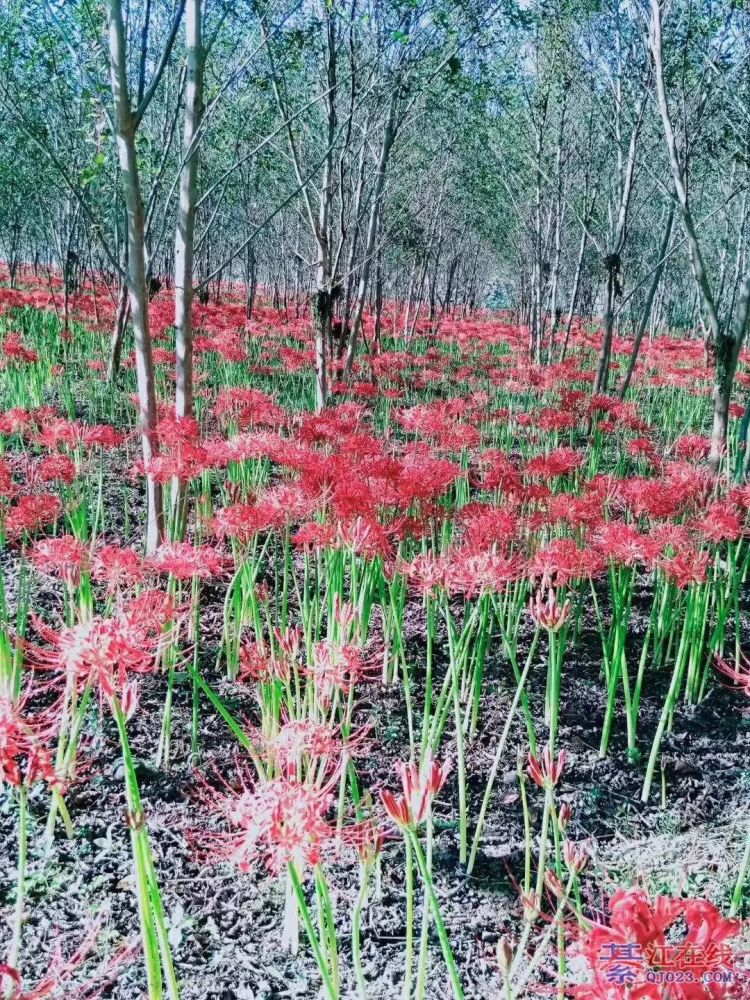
top-left (121, 679), bottom-right (139, 721)
top-left (496, 936), bottom-right (514, 975)
top-left (522, 889), bottom-right (540, 922)
top-left (558, 802), bottom-right (572, 830)
top-left (563, 839), bottom-right (588, 874)
top-left (544, 870), bottom-right (566, 900)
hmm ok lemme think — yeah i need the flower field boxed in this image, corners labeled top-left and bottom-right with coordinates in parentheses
top-left (1, 271), bottom-right (749, 999)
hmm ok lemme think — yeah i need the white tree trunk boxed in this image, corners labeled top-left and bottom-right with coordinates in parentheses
top-left (344, 91), bottom-right (397, 378)
top-left (174, 0), bottom-right (203, 423)
top-left (108, 0), bottom-right (163, 553)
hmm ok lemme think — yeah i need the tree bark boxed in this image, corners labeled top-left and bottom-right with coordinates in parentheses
top-left (650, 0), bottom-right (745, 469)
top-left (174, 0), bottom-right (203, 424)
top-left (108, 264), bottom-right (130, 382)
top-left (344, 89), bottom-right (397, 378)
top-left (618, 204), bottom-right (674, 398)
top-left (108, 0), bottom-right (164, 553)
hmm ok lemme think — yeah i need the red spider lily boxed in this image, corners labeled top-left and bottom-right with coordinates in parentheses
top-left (214, 387), bottom-right (287, 428)
top-left (694, 502), bottom-right (744, 543)
top-left (308, 640), bottom-right (376, 706)
top-left (380, 753), bottom-right (451, 829)
top-left (197, 769), bottom-right (338, 875)
top-left (260, 718), bottom-right (369, 781)
top-left (5, 494), bottom-right (62, 538)
top-left (260, 483), bottom-right (320, 523)
top-left (291, 521), bottom-right (337, 552)
top-left (0, 456), bottom-right (17, 501)
top-left (36, 418), bottom-right (86, 451)
top-left (120, 678), bottom-right (140, 721)
top-left (30, 536), bottom-right (89, 588)
top-left (527, 539), bottom-right (605, 588)
top-left (569, 887), bottom-right (742, 999)
top-left (399, 451), bottom-right (463, 506)
top-left (595, 522), bottom-right (647, 567)
top-left (559, 802), bottom-right (572, 830)
top-left (261, 720), bottom-right (342, 778)
top-left (659, 548), bottom-right (710, 589)
top-left (1, 331), bottom-right (38, 364)
top-left (331, 596), bottom-right (359, 639)
top-left (534, 407), bottom-right (579, 432)
top-left (120, 587), bottom-right (178, 638)
top-left (474, 448), bottom-right (523, 493)
top-left (714, 652), bottom-right (750, 697)
top-left (627, 437), bottom-right (658, 462)
top-left (0, 920), bottom-right (134, 999)
top-left (527, 745), bottom-right (569, 789)
top-left (0, 691), bottom-right (61, 791)
top-left (0, 407), bottom-right (37, 438)
top-left (210, 501), bottom-right (285, 545)
top-left (334, 516), bottom-right (393, 561)
top-left (728, 484), bottom-right (750, 510)
top-left (91, 544), bottom-right (145, 594)
top-left (155, 414), bottom-right (201, 449)
top-left (28, 615), bottom-right (158, 705)
top-left (619, 477), bottom-right (683, 520)
top-left (274, 625), bottom-right (303, 663)
top-left (529, 588), bottom-right (571, 631)
top-left (149, 541), bottom-right (229, 580)
top-left (82, 424), bottom-right (125, 450)
top-left (143, 441), bottom-right (213, 484)
top-left (37, 453), bottom-right (77, 485)
top-left (674, 433), bottom-right (712, 461)
top-left (344, 808), bottom-right (386, 864)
top-left (525, 447), bottom-right (584, 480)
top-left (446, 549), bottom-right (521, 598)
top-left (458, 503), bottom-right (519, 550)
top-left (548, 492), bottom-right (604, 530)
top-left (399, 551), bottom-right (451, 597)
top-left (299, 403), bottom-right (370, 446)
top-left (239, 638), bottom-right (291, 685)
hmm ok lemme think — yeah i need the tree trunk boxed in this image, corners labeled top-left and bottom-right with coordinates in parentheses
top-left (108, 267), bottom-right (130, 382)
top-left (108, 0), bottom-right (163, 553)
top-left (618, 205), bottom-right (674, 398)
top-left (593, 255), bottom-right (619, 394)
top-left (174, 0), bottom-right (203, 424)
top-left (650, 0), bottom-right (741, 469)
top-left (709, 273), bottom-right (750, 473)
top-left (373, 252), bottom-right (383, 353)
top-left (309, 6), bottom-right (337, 410)
top-left (344, 90), bottom-right (397, 377)
top-left (245, 243), bottom-right (257, 320)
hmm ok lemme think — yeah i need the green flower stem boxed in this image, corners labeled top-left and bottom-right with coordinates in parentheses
top-left (4, 784), bottom-right (27, 999)
top-left (518, 755), bottom-right (532, 897)
top-left (467, 627), bottom-right (540, 875)
top-left (415, 814), bottom-right (433, 1000)
top-left (510, 872), bottom-right (576, 997)
top-left (641, 599), bottom-right (692, 802)
top-left (406, 828), bottom-right (464, 1000)
top-left (352, 862), bottom-right (371, 1000)
top-left (112, 701), bottom-right (164, 1000)
top-left (288, 862), bottom-right (337, 1000)
top-left (315, 865), bottom-right (339, 996)
top-left (534, 787), bottom-right (552, 904)
top-left (112, 699), bottom-right (179, 1000)
top-left (730, 822), bottom-right (750, 917)
top-left (403, 833), bottom-right (414, 1000)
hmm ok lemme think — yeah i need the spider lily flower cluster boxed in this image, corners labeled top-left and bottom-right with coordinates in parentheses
top-left (1, 277), bottom-right (749, 999)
